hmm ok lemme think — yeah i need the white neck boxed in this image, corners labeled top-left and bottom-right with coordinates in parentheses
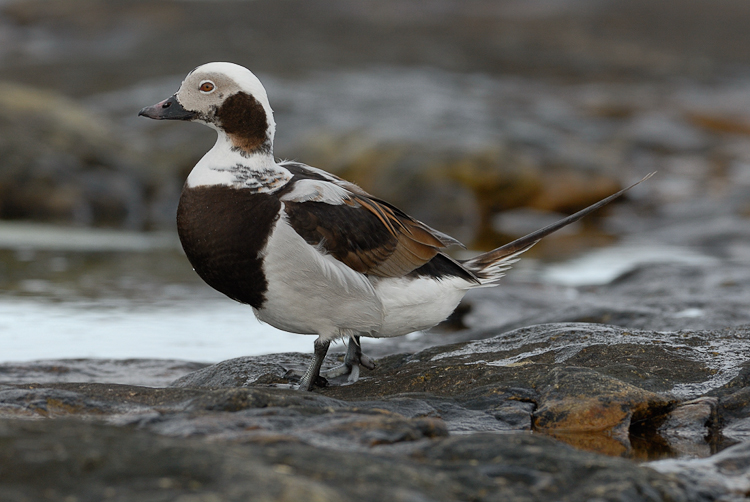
top-left (186, 132), bottom-right (290, 191)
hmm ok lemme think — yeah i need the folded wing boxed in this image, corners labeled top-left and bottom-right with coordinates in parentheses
top-left (280, 171), bottom-right (463, 278)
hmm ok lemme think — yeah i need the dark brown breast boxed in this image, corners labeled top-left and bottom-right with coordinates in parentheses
top-left (176, 185), bottom-right (281, 309)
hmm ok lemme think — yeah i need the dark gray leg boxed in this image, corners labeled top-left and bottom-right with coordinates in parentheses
top-left (298, 338), bottom-right (330, 391)
top-left (345, 335), bottom-right (376, 370)
top-left (321, 335), bottom-right (376, 383)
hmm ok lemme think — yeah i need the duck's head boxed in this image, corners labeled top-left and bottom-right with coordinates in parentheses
top-left (139, 62), bottom-right (275, 156)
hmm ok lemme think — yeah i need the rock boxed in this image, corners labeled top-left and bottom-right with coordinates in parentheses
top-left (648, 441), bottom-right (750, 502)
top-left (723, 416), bottom-right (750, 445)
top-left (0, 418), bottom-right (349, 502)
top-left (329, 323), bottom-right (748, 400)
top-left (0, 82), bottom-right (148, 228)
top-left (532, 367), bottom-right (672, 434)
top-left (0, 317), bottom-right (748, 500)
top-left (463, 261), bottom-right (750, 334)
top-left (159, 322), bottom-right (750, 460)
top-left (0, 386), bottom-right (111, 418)
top-left (180, 386), bottom-right (336, 413)
top-left (719, 387), bottom-right (750, 444)
top-left (0, 232), bottom-right (747, 499)
top-left (8, 0), bottom-right (750, 93)
top-left (0, 359), bottom-right (207, 387)
top-left (658, 397), bottom-right (718, 458)
top-left (0, 416), bottom-right (703, 502)
top-left (148, 407), bottom-right (448, 451)
top-left (708, 362), bottom-right (750, 445)
top-left (0, 384), bottom-right (200, 419)
top-left (170, 354), bottom-right (313, 389)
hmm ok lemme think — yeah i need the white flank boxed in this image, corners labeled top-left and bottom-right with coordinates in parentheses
top-left (371, 275), bottom-right (472, 337)
top-left (255, 215), bottom-right (384, 339)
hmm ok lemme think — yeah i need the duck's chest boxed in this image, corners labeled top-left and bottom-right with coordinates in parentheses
top-left (176, 185), bottom-right (282, 308)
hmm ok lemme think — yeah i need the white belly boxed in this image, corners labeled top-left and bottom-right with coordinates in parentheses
top-left (370, 275), bottom-right (470, 338)
top-left (256, 217), bottom-right (384, 339)
top-left (256, 215), bottom-right (473, 340)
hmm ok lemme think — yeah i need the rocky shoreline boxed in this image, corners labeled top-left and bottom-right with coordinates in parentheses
top-left (0, 171), bottom-right (748, 500)
top-left (1, 335), bottom-right (748, 501)
top-left (2, 256), bottom-right (750, 501)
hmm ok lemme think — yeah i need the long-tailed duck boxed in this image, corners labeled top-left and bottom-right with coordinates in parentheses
top-left (139, 62), bottom-right (652, 391)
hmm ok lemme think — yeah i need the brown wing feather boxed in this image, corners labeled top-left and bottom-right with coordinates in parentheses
top-left (284, 192), bottom-right (462, 278)
top-left (348, 194), bottom-right (460, 276)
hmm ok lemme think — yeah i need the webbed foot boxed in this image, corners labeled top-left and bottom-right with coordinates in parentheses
top-left (320, 335), bottom-right (376, 384)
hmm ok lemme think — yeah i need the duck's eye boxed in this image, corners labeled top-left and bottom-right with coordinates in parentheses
top-left (199, 81), bottom-right (215, 94)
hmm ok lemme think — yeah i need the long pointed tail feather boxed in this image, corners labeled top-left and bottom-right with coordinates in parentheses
top-left (461, 172), bottom-right (655, 283)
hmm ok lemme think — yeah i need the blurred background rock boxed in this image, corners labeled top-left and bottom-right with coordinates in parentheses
top-left (0, 0), bottom-right (747, 252)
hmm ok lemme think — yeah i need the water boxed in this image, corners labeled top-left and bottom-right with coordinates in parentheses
top-left (0, 223), bottom-right (318, 363)
top-left (0, 296), bottom-right (312, 363)
top-left (0, 223), bottom-right (719, 364)
top-left (537, 241), bottom-right (719, 286)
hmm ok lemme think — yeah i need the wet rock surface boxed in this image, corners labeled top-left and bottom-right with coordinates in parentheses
top-left (2, 308), bottom-right (750, 500)
top-left (1, 216), bottom-right (748, 500)
top-left (1, 242), bottom-right (749, 501)
top-left (0, 418), bottom-right (705, 502)
top-left (0, 358), bottom-right (207, 387)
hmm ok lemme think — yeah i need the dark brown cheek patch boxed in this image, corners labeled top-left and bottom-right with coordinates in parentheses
top-left (216, 92), bottom-right (270, 154)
